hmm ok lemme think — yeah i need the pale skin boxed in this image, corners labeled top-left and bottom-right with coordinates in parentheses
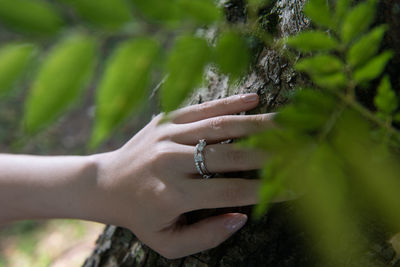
top-left (0, 93), bottom-right (275, 259)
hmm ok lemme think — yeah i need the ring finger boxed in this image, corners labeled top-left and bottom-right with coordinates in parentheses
top-left (172, 143), bottom-right (268, 174)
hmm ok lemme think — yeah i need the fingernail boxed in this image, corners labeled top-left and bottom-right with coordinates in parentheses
top-left (240, 93), bottom-right (259, 103)
top-left (224, 214), bottom-right (248, 233)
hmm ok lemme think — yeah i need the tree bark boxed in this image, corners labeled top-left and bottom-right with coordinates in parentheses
top-left (83, 0), bottom-right (400, 266)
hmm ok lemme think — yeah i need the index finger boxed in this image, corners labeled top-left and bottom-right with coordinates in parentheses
top-left (170, 93), bottom-right (259, 124)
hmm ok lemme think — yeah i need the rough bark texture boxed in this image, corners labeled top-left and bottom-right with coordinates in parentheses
top-left (83, 0), bottom-right (400, 266)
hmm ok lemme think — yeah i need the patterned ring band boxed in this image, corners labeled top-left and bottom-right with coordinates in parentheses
top-left (194, 139), bottom-right (214, 179)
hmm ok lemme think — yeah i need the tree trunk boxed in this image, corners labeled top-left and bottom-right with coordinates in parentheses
top-left (83, 0), bottom-right (400, 266)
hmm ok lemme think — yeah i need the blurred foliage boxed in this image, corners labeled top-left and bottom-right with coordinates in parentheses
top-left (242, 0), bottom-right (400, 263)
top-left (0, 0), bottom-right (399, 264)
top-left (0, 0), bottom-right (251, 146)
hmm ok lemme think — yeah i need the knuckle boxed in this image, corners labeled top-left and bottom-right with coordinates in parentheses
top-left (226, 150), bottom-right (246, 166)
top-left (151, 142), bottom-right (174, 165)
top-left (221, 183), bottom-right (242, 202)
top-left (221, 97), bottom-right (231, 107)
top-left (252, 115), bottom-right (267, 127)
top-left (209, 117), bottom-right (227, 130)
top-left (197, 101), bottom-right (213, 114)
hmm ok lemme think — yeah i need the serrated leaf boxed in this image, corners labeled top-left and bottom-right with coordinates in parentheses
top-left (374, 76), bottom-right (397, 116)
top-left (131, 0), bottom-right (181, 26)
top-left (214, 31), bottom-right (250, 80)
top-left (286, 31), bottom-right (339, 52)
top-left (347, 25), bottom-right (387, 68)
top-left (353, 51), bottom-right (393, 83)
top-left (90, 38), bottom-right (160, 148)
top-left (295, 54), bottom-right (343, 76)
top-left (304, 0), bottom-right (333, 28)
top-left (178, 0), bottom-right (221, 25)
top-left (24, 34), bottom-right (97, 134)
top-left (61, 0), bottom-right (133, 29)
top-left (161, 36), bottom-right (211, 112)
top-left (0, 0), bottom-right (63, 35)
top-left (341, 0), bottom-right (376, 44)
top-left (0, 43), bottom-right (36, 97)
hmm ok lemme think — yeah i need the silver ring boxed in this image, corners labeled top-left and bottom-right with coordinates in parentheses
top-left (194, 139), bottom-right (214, 179)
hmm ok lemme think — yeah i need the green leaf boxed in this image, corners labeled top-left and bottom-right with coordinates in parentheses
top-left (300, 144), bottom-right (365, 262)
top-left (178, 0), bottom-right (221, 25)
top-left (275, 89), bottom-right (337, 131)
top-left (214, 31), bottom-right (250, 80)
top-left (313, 72), bottom-right (347, 89)
top-left (276, 105), bottom-right (330, 132)
top-left (24, 34), bottom-right (97, 134)
top-left (304, 0), bottom-right (333, 28)
top-left (0, 0), bottom-right (63, 35)
top-left (161, 36), bottom-right (211, 112)
top-left (334, 0), bottom-right (350, 29)
top-left (341, 0), bottom-right (376, 44)
top-left (286, 31), bottom-right (339, 52)
top-left (0, 43), bottom-right (36, 97)
top-left (131, 0), bottom-right (181, 25)
top-left (91, 38), bottom-right (160, 148)
top-left (61, 0), bottom-right (133, 29)
top-left (374, 76), bottom-right (397, 115)
top-left (347, 25), bottom-right (387, 68)
top-left (393, 113), bottom-right (400, 124)
top-left (295, 54), bottom-right (343, 76)
top-left (254, 158), bottom-right (286, 218)
top-left (353, 51), bottom-right (393, 83)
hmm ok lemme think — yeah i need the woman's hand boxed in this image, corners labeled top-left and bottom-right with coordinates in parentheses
top-left (91, 93), bottom-right (275, 259)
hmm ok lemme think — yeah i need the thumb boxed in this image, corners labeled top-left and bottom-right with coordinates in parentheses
top-left (163, 213), bottom-right (248, 259)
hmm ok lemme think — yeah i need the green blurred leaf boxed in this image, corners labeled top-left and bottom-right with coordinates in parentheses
top-left (24, 34), bottom-right (97, 134)
top-left (353, 51), bottom-right (393, 83)
top-left (334, 0), bottom-right (350, 29)
top-left (286, 31), bottom-right (339, 52)
top-left (313, 72), bottom-right (347, 89)
top-left (340, 0), bottom-right (376, 44)
top-left (91, 38), bottom-right (160, 148)
top-left (304, 0), bottom-right (333, 28)
top-left (333, 111), bottom-right (400, 229)
top-left (178, 0), bottom-right (221, 25)
top-left (0, 0), bottom-right (63, 35)
top-left (300, 144), bottom-right (365, 262)
top-left (131, 0), bottom-right (181, 25)
top-left (61, 0), bottom-right (133, 29)
top-left (275, 89), bottom-right (338, 131)
top-left (161, 36), bottom-right (211, 112)
top-left (347, 25), bottom-right (387, 68)
top-left (374, 76), bottom-right (397, 116)
top-left (214, 31), bottom-right (250, 80)
top-left (254, 157), bottom-right (285, 218)
top-left (393, 113), bottom-right (400, 124)
top-left (276, 105), bottom-right (329, 132)
top-left (0, 43), bottom-right (36, 97)
top-left (295, 54), bottom-right (343, 76)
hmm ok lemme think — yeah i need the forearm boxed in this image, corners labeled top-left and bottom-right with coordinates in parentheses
top-left (0, 154), bottom-right (100, 225)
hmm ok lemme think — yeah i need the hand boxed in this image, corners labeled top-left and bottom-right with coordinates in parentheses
top-left (91, 93), bottom-right (274, 259)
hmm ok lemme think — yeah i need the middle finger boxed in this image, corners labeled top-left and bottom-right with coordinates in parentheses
top-left (170, 113), bottom-right (275, 145)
